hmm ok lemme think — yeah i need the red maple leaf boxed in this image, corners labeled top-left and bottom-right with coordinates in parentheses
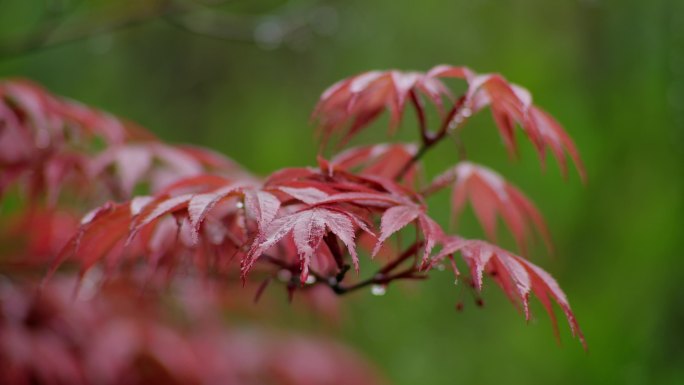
top-left (431, 237), bottom-right (585, 348)
top-left (426, 161), bottom-right (551, 254)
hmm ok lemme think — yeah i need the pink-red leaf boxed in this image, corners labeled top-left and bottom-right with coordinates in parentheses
top-left (245, 207), bottom-right (364, 283)
top-left (429, 161), bottom-right (552, 254)
top-left (312, 66), bottom-right (585, 181)
top-left (373, 203), bottom-right (443, 265)
top-left (432, 237), bottom-right (585, 347)
top-left (244, 190), bottom-right (280, 231)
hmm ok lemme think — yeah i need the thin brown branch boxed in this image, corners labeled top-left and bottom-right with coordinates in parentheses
top-left (395, 95), bottom-right (468, 180)
top-left (379, 240), bottom-right (423, 274)
top-left (331, 268), bottom-right (427, 295)
top-left (409, 90), bottom-right (430, 144)
top-left (324, 241), bottom-right (425, 295)
top-left (259, 242), bottom-right (426, 296)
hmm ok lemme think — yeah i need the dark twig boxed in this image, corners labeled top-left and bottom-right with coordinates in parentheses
top-left (378, 240), bottom-right (423, 274)
top-left (324, 241), bottom-right (425, 295)
top-left (395, 95), bottom-right (468, 180)
top-left (257, 241), bottom-right (427, 296)
top-left (409, 90), bottom-right (430, 144)
top-left (330, 268), bottom-right (427, 295)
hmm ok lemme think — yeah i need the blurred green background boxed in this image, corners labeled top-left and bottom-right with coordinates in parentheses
top-left (1, 0), bottom-right (682, 384)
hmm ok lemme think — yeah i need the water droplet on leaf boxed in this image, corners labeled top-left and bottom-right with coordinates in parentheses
top-left (371, 284), bottom-right (387, 296)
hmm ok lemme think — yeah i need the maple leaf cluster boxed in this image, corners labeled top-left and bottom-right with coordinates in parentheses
top-left (0, 277), bottom-right (382, 385)
top-left (313, 65), bottom-right (584, 181)
top-left (0, 79), bottom-right (249, 205)
top-left (0, 63), bottom-right (588, 383)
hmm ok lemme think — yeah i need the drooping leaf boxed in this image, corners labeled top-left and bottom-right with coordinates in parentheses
top-left (0, 79), bottom-right (253, 207)
top-left (372, 202), bottom-right (444, 265)
top-left (244, 190), bottom-right (281, 232)
top-left (313, 67), bottom-right (456, 147)
top-left (432, 237), bottom-right (585, 348)
top-left (330, 143), bottom-right (419, 182)
top-left (312, 65), bottom-right (585, 180)
top-left (463, 73), bottom-right (586, 180)
top-left (90, 142), bottom-right (252, 197)
top-left (428, 161), bottom-right (551, 254)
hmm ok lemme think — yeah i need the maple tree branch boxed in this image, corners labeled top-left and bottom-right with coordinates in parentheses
top-left (258, 253), bottom-right (337, 287)
top-left (330, 268), bottom-right (427, 295)
top-left (378, 240), bottom-right (423, 275)
top-left (395, 95), bottom-right (468, 180)
top-left (325, 241), bottom-right (425, 295)
top-left (409, 90), bottom-right (430, 144)
top-left (258, 241), bottom-right (427, 296)
top-left (437, 95), bottom-right (467, 137)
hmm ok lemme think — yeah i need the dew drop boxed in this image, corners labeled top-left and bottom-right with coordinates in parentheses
top-left (370, 284), bottom-right (387, 296)
top-left (448, 117), bottom-right (464, 133)
top-left (305, 275), bottom-right (316, 285)
top-left (236, 201), bottom-right (244, 209)
top-left (453, 279), bottom-right (459, 286)
top-left (436, 263), bottom-right (446, 271)
top-left (461, 107), bottom-right (472, 118)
